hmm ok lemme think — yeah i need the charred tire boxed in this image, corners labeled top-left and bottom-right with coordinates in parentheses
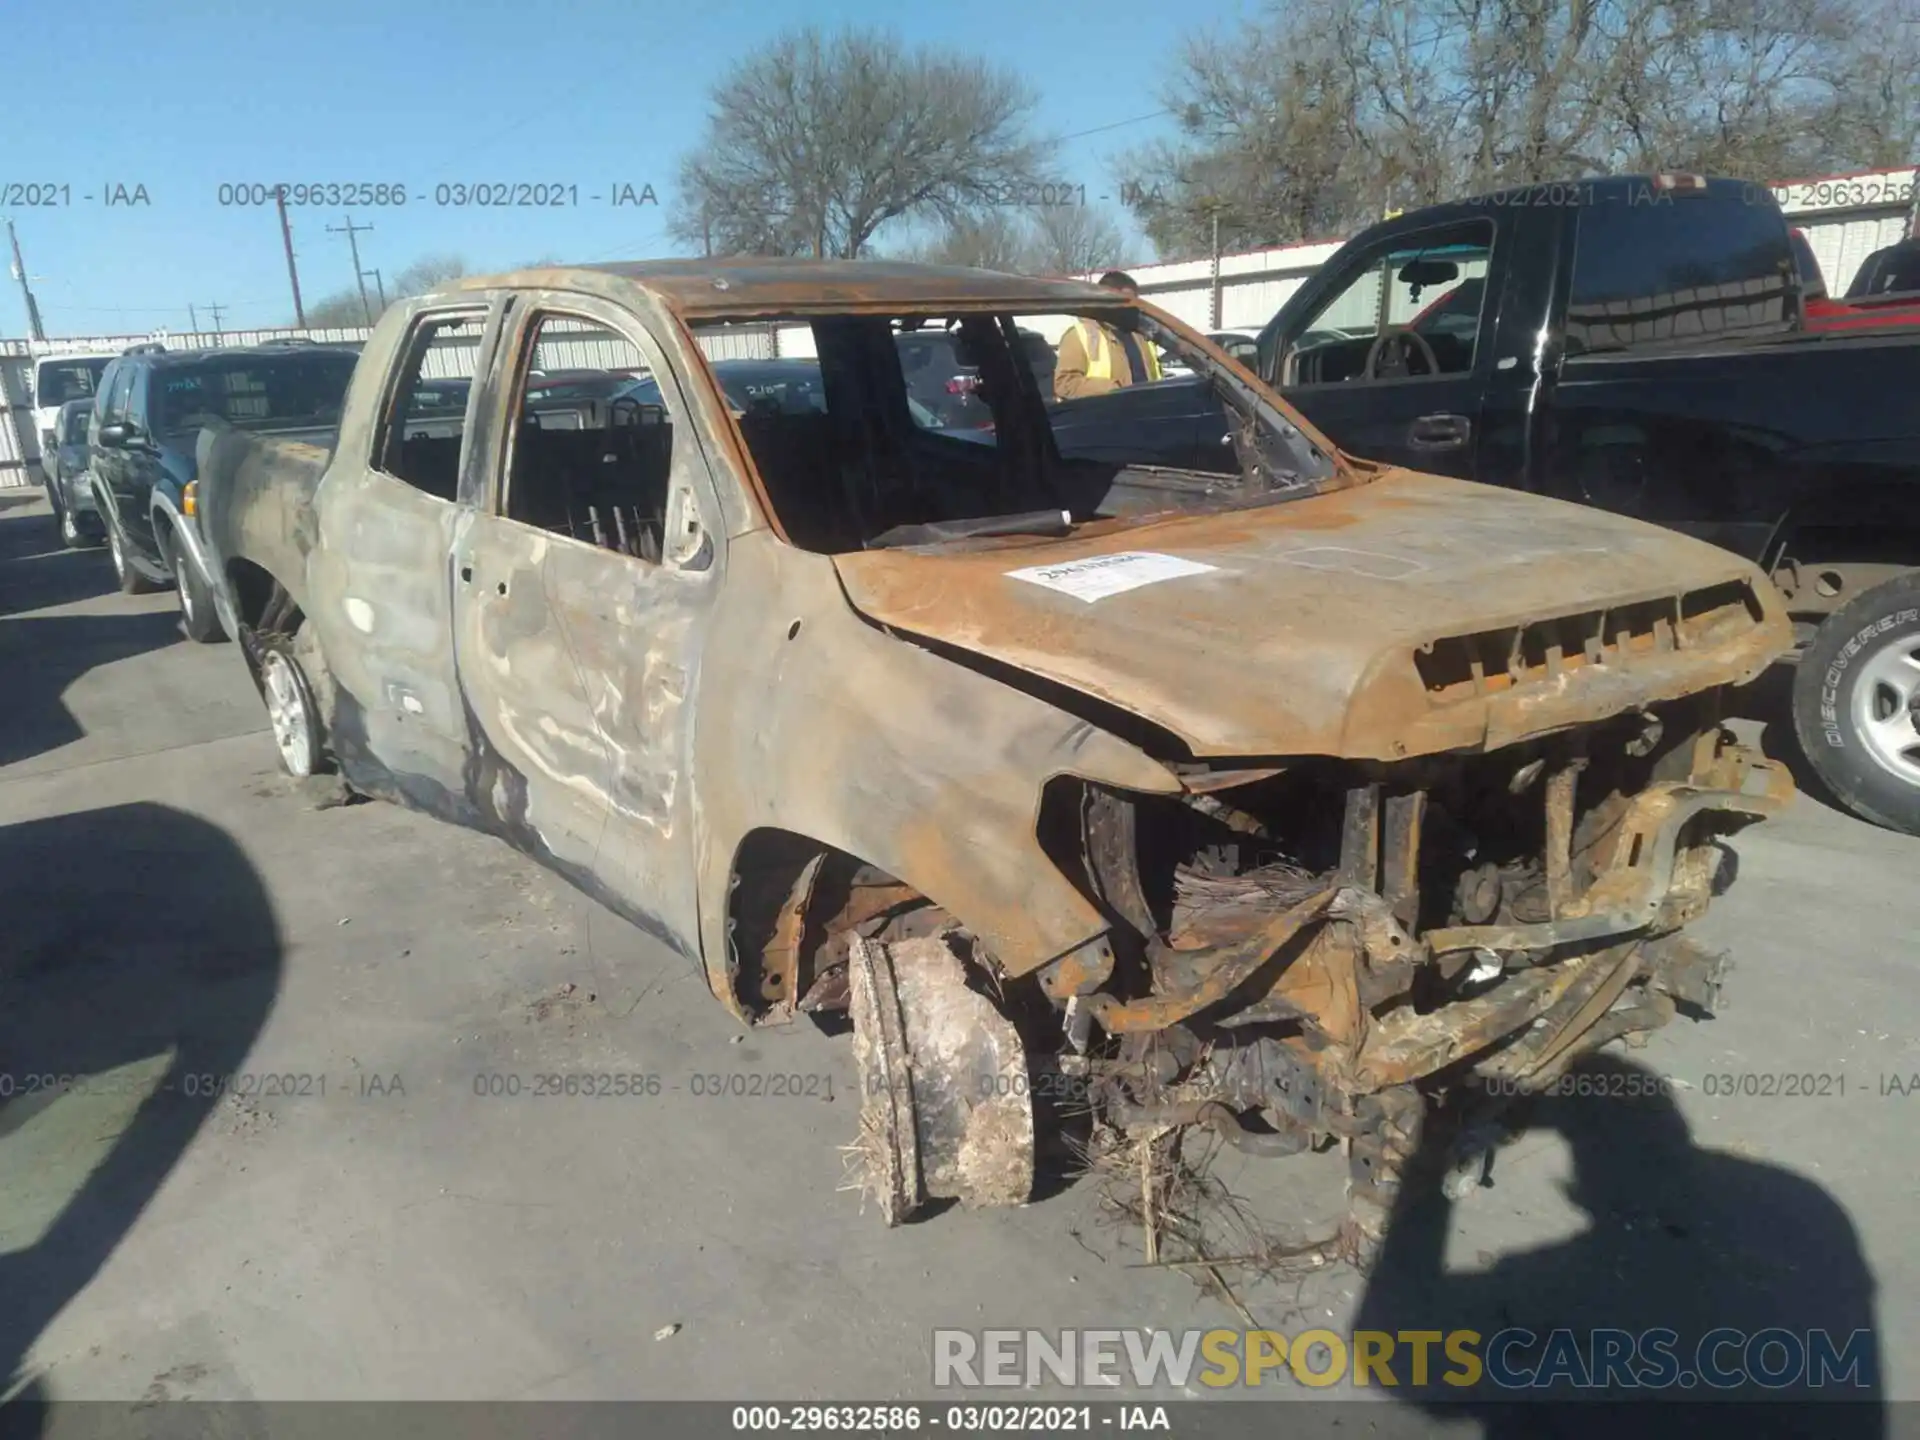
top-left (1792, 573), bottom-right (1920, 835)
top-left (258, 634), bottom-right (330, 778)
top-left (170, 542), bottom-right (226, 644)
top-left (106, 517), bottom-right (161, 595)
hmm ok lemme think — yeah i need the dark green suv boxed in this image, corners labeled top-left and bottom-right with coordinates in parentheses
top-left (88, 339), bottom-right (357, 639)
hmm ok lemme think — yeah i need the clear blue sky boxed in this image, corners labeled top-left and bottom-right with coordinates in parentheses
top-left (12, 0), bottom-right (1256, 338)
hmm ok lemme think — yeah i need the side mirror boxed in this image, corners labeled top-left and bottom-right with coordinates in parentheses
top-left (96, 421), bottom-right (133, 448)
top-left (665, 484), bottom-right (714, 572)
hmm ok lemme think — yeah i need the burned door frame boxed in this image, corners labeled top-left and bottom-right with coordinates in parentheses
top-left (450, 287), bottom-right (729, 957)
top-left (306, 295), bottom-right (511, 820)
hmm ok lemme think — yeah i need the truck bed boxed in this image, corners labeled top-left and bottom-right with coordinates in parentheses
top-left (195, 425), bottom-right (336, 615)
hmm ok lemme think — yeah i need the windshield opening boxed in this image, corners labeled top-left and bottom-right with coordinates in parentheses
top-left (151, 353), bottom-right (357, 436)
top-left (691, 307), bottom-right (1337, 555)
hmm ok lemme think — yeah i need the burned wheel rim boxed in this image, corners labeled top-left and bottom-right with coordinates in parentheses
top-left (1850, 633), bottom-right (1920, 787)
top-left (60, 506), bottom-right (78, 543)
top-left (261, 649), bottom-right (318, 777)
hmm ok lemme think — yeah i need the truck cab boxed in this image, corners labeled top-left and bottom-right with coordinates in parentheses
top-left (1256, 175), bottom-right (1920, 834)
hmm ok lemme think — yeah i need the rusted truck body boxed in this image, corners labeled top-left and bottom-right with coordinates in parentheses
top-left (198, 259), bottom-right (1792, 1255)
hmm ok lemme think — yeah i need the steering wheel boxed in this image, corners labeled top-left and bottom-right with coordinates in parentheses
top-left (1362, 326), bottom-right (1440, 380)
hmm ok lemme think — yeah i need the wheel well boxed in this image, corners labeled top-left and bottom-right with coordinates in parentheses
top-left (227, 558), bottom-right (305, 635)
top-left (725, 829), bottom-right (930, 1019)
top-left (1768, 526), bottom-right (1916, 622)
top-left (151, 507), bottom-right (177, 562)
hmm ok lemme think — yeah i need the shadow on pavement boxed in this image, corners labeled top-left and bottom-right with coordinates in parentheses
top-left (0, 804), bottom-right (283, 1429)
top-left (0, 506), bottom-right (187, 770)
top-left (0, 611), bottom-right (185, 769)
top-left (1352, 1052), bottom-right (1882, 1436)
top-left (0, 508), bottom-right (123, 622)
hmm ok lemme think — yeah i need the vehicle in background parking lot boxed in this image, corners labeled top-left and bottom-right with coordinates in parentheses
top-left (198, 258), bottom-right (1789, 1259)
top-left (1844, 236), bottom-right (1920, 303)
top-left (1794, 227), bottom-right (1920, 332)
top-left (29, 351), bottom-right (114, 473)
top-left (623, 357), bottom-right (981, 438)
top-left (45, 397), bottom-right (106, 549)
top-left (89, 339), bottom-right (358, 641)
top-left (894, 323), bottom-right (1055, 427)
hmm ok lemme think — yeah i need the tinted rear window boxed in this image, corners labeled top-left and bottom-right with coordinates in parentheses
top-left (1566, 190), bottom-right (1793, 354)
top-left (151, 354), bottom-right (358, 434)
top-left (1849, 244), bottom-right (1920, 298)
top-left (35, 359), bottom-right (109, 407)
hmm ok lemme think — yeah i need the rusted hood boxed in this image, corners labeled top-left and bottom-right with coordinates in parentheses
top-left (832, 470), bottom-right (1792, 759)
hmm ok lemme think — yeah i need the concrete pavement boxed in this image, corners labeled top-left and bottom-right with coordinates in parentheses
top-left (1, 493), bottom-right (1913, 1414)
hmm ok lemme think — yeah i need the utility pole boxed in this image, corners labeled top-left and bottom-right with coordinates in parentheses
top-left (189, 303), bottom-right (200, 334)
top-left (207, 301), bottom-right (226, 336)
top-left (327, 214), bottom-right (376, 323)
top-left (1209, 208), bottom-right (1223, 331)
top-left (367, 268), bottom-right (387, 311)
top-left (6, 218), bottom-right (47, 342)
top-left (277, 186), bottom-right (307, 326)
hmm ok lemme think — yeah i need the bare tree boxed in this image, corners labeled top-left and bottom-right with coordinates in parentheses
top-left (1127, 0), bottom-right (1920, 262)
top-left (671, 27), bottom-right (1050, 258)
top-left (903, 202), bottom-right (1128, 275)
top-left (291, 254), bottom-right (469, 327)
top-left (299, 290), bottom-right (378, 328)
top-left (1026, 203), bottom-right (1128, 276)
top-left (1820, 0), bottom-right (1920, 168)
top-left (904, 211), bottom-right (1037, 270)
top-left (1117, 9), bottom-right (1373, 258)
top-left (389, 254), bottom-right (469, 296)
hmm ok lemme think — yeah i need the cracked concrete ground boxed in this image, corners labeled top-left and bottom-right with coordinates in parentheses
top-left (1, 492), bottom-right (1914, 1416)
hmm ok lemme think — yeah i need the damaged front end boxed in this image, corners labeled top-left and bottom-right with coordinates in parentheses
top-left (835, 689), bottom-right (1787, 1259)
top-left (1033, 691), bottom-right (1789, 1259)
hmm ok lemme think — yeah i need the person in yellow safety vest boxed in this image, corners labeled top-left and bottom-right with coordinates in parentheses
top-left (1053, 270), bottom-right (1163, 400)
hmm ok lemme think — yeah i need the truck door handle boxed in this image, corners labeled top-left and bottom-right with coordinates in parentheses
top-left (1408, 413), bottom-right (1471, 451)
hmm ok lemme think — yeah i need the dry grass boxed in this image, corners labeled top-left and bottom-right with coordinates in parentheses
top-left (1065, 1118), bottom-right (1344, 1321)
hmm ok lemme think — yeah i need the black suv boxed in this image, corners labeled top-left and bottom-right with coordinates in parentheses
top-left (89, 339), bottom-right (357, 640)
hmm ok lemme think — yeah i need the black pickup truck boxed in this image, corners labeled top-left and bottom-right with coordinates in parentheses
top-left (1238, 174), bottom-right (1920, 834)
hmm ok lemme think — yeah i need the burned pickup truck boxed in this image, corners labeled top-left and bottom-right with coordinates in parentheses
top-left (198, 260), bottom-right (1792, 1258)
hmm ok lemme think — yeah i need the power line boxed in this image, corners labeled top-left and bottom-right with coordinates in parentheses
top-left (1056, 108), bottom-right (1177, 143)
top-left (48, 298), bottom-right (285, 314)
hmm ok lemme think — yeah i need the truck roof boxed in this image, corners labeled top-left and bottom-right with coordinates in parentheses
top-left (1377, 174), bottom-right (1771, 232)
top-left (127, 342), bottom-right (362, 367)
top-left (449, 258), bottom-right (1119, 318)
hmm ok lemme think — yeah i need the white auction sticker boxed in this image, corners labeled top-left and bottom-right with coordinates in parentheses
top-left (1005, 550), bottom-right (1219, 602)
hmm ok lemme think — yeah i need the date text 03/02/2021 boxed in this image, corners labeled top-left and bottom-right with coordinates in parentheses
top-left (731, 1405), bottom-right (1166, 1432)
